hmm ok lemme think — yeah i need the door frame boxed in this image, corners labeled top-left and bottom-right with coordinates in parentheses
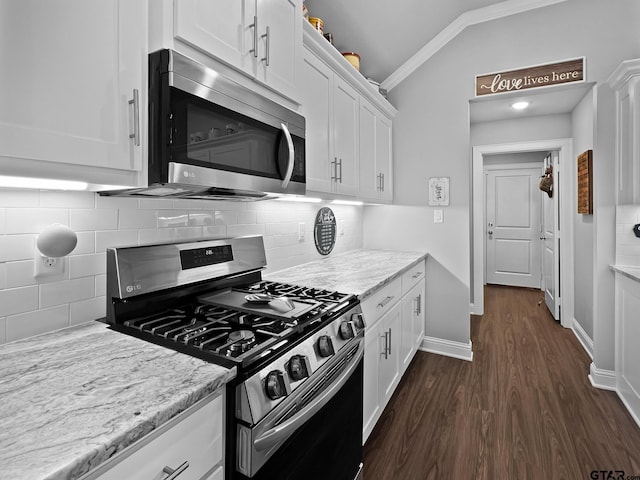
top-left (471, 138), bottom-right (574, 329)
top-left (483, 161), bottom-right (545, 288)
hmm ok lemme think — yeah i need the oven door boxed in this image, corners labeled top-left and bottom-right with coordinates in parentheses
top-left (149, 50), bottom-right (305, 196)
top-left (235, 338), bottom-right (364, 480)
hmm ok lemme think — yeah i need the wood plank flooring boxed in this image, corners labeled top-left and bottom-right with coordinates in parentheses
top-left (363, 285), bottom-right (640, 480)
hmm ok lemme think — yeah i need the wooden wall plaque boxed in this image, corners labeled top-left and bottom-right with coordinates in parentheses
top-left (577, 150), bottom-right (593, 214)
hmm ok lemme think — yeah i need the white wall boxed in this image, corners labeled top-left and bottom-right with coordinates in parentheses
top-left (364, 0), bottom-right (640, 350)
top-left (0, 190), bottom-right (363, 344)
top-left (572, 90), bottom-right (595, 340)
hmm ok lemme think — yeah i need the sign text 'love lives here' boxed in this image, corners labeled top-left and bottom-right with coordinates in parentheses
top-left (475, 58), bottom-right (584, 96)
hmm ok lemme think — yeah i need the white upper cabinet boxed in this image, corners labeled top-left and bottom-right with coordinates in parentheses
top-left (0, 0), bottom-right (147, 188)
top-left (359, 99), bottom-right (393, 202)
top-left (332, 76), bottom-right (359, 196)
top-left (171, 0), bottom-right (302, 102)
top-left (608, 59), bottom-right (640, 205)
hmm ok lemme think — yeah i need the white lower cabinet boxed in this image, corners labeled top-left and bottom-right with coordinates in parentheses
top-left (362, 260), bottom-right (426, 443)
top-left (84, 392), bottom-right (225, 480)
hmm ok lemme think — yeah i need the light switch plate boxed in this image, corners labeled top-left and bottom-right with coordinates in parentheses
top-left (434, 209), bottom-right (444, 223)
top-left (298, 222), bottom-right (305, 242)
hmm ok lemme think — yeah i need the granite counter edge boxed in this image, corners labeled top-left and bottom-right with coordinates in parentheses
top-left (357, 254), bottom-right (428, 301)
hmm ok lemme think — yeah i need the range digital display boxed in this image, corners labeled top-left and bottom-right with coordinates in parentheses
top-left (180, 245), bottom-right (234, 270)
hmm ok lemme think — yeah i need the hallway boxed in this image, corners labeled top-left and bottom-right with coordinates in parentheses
top-left (363, 285), bottom-right (640, 479)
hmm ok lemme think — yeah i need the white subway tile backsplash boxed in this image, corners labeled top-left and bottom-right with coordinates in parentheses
top-left (158, 211), bottom-right (189, 228)
top-left (6, 305), bottom-right (69, 343)
top-left (96, 230), bottom-right (138, 252)
top-left (69, 253), bottom-right (106, 279)
top-left (40, 191), bottom-right (94, 209)
top-left (119, 209), bottom-right (157, 229)
top-left (0, 285), bottom-right (39, 316)
top-left (70, 296), bottom-right (105, 325)
top-left (0, 190), bottom-right (363, 343)
top-left (6, 208), bottom-right (69, 234)
top-left (74, 231), bottom-right (96, 255)
top-left (0, 190), bottom-right (39, 208)
top-left (70, 209), bottom-right (118, 231)
top-left (0, 235), bottom-right (36, 262)
top-left (40, 278), bottom-right (95, 308)
top-left (95, 274), bottom-right (106, 297)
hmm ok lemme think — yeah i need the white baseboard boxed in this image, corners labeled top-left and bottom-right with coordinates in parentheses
top-left (419, 336), bottom-right (473, 362)
top-left (571, 317), bottom-right (594, 359)
top-left (589, 362), bottom-right (617, 391)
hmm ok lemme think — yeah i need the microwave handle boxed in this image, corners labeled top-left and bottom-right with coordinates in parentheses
top-left (280, 122), bottom-right (295, 188)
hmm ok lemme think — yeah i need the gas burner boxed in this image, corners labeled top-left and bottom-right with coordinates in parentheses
top-left (228, 330), bottom-right (257, 354)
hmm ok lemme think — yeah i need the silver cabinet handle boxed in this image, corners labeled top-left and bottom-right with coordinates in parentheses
top-left (377, 295), bottom-right (395, 308)
top-left (381, 331), bottom-right (389, 359)
top-left (376, 173), bottom-right (382, 191)
top-left (261, 26), bottom-right (270, 65)
top-left (280, 122), bottom-right (294, 188)
top-left (411, 271), bottom-right (423, 279)
top-left (338, 158), bottom-right (343, 183)
top-left (331, 157), bottom-right (338, 182)
top-left (249, 16), bottom-right (258, 57)
top-left (415, 294), bottom-right (422, 315)
top-left (387, 328), bottom-right (392, 356)
top-left (128, 89), bottom-right (140, 146)
top-left (163, 461), bottom-right (189, 480)
top-left (381, 173), bottom-right (384, 191)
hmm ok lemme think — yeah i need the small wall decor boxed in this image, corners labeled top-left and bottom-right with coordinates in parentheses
top-left (428, 177), bottom-right (450, 206)
top-left (314, 207), bottom-right (337, 255)
top-left (577, 149), bottom-right (593, 214)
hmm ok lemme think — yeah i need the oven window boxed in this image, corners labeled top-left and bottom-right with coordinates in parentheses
top-left (169, 88), bottom-right (304, 182)
top-left (239, 361), bottom-right (363, 480)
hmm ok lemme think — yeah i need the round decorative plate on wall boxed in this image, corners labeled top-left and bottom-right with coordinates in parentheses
top-left (314, 207), bottom-right (336, 255)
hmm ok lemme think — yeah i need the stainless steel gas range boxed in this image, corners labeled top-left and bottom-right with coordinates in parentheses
top-left (106, 236), bottom-right (365, 480)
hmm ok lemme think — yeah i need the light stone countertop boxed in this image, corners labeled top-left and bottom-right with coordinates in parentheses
top-left (0, 321), bottom-right (235, 480)
top-left (611, 264), bottom-right (640, 283)
top-left (265, 249), bottom-right (428, 299)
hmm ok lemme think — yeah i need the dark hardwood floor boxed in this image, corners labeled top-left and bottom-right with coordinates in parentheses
top-left (363, 285), bottom-right (640, 480)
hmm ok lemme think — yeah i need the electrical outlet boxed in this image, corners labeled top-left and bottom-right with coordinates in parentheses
top-left (434, 209), bottom-right (444, 223)
top-left (298, 222), bottom-right (305, 242)
top-left (339, 220), bottom-right (345, 236)
top-left (34, 254), bottom-right (64, 278)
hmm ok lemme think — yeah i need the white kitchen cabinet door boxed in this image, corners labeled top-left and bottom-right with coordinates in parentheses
top-left (376, 113), bottom-right (393, 202)
top-left (358, 100), bottom-right (379, 200)
top-left (253, 0), bottom-right (301, 101)
top-left (400, 280), bottom-right (425, 374)
top-left (299, 50), bottom-right (333, 193)
top-left (333, 76), bottom-right (359, 196)
top-left (363, 316), bottom-right (383, 443)
top-left (203, 465), bottom-right (224, 480)
top-left (0, 0), bottom-right (146, 184)
top-left (174, 0), bottom-right (252, 74)
top-left (378, 302), bottom-right (401, 407)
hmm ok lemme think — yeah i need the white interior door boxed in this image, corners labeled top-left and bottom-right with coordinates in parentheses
top-left (542, 152), bottom-right (561, 320)
top-left (486, 167), bottom-right (543, 288)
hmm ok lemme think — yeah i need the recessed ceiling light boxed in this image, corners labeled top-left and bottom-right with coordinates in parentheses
top-left (511, 101), bottom-right (530, 111)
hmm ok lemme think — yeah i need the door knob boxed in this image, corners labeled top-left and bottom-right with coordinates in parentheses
top-left (487, 222), bottom-right (494, 236)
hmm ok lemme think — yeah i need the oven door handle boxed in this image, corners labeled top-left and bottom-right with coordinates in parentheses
top-left (280, 122), bottom-right (295, 189)
top-left (254, 337), bottom-right (363, 452)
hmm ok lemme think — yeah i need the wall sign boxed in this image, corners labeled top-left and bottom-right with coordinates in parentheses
top-left (428, 177), bottom-right (450, 206)
top-left (577, 149), bottom-right (593, 215)
top-left (475, 58), bottom-right (584, 96)
top-left (314, 207), bottom-right (336, 255)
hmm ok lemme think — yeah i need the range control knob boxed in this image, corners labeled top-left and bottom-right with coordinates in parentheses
top-left (351, 313), bottom-right (366, 329)
top-left (339, 321), bottom-right (357, 340)
top-left (317, 335), bottom-right (335, 357)
top-left (264, 370), bottom-right (290, 400)
top-left (287, 355), bottom-right (311, 381)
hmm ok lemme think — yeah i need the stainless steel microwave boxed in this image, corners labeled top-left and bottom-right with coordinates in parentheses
top-left (101, 49), bottom-right (305, 200)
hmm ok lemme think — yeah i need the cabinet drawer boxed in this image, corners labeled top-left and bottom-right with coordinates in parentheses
top-left (401, 261), bottom-right (425, 294)
top-left (361, 278), bottom-right (402, 327)
top-left (89, 393), bottom-right (224, 480)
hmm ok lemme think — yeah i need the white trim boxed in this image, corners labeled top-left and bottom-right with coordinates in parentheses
top-left (471, 138), bottom-right (574, 331)
top-left (588, 362), bottom-right (617, 391)
top-left (571, 317), bottom-right (594, 359)
top-left (419, 336), bottom-right (473, 362)
top-left (618, 376), bottom-right (640, 430)
top-left (381, 0), bottom-right (569, 92)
